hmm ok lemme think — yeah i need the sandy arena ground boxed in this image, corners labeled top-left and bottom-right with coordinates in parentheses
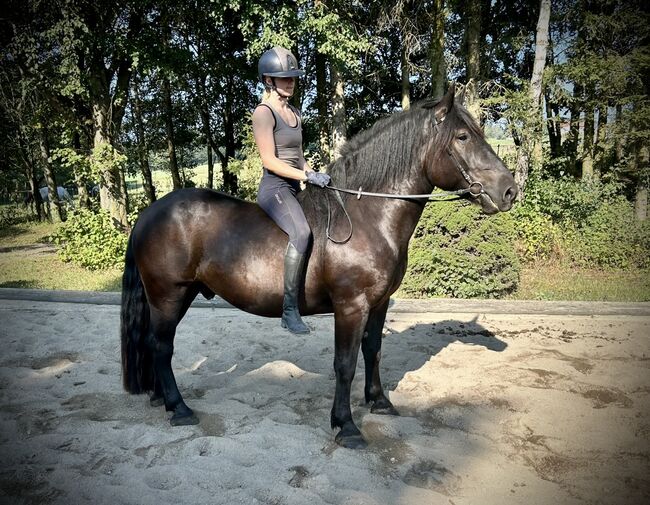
top-left (0, 291), bottom-right (648, 505)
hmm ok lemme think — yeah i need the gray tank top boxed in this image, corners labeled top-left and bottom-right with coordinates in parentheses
top-left (257, 103), bottom-right (303, 192)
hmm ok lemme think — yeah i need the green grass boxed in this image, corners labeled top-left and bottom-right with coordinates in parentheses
top-left (125, 164), bottom-right (217, 197)
top-left (0, 219), bottom-right (122, 291)
top-left (511, 264), bottom-right (650, 302)
top-left (1, 218), bottom-right (649, 301)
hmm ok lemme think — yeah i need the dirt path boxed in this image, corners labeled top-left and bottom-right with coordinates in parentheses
top-left (0, 295), bottom-right (648, 504)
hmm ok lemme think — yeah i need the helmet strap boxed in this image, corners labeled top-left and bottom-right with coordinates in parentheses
top-left (263, 76), bottom-right (277, 91)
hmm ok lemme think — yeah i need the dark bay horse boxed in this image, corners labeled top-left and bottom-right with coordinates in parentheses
top-left (120, 85), bottom-right (517, 449)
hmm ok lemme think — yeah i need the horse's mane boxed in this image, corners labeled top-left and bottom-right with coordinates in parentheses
top-left (301, 96), bottom-right (484, 247)
top-left (324, 97), bottom-right (484, 193)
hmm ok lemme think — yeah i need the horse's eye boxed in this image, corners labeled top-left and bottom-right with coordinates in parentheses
top-left (457, 133), bottom-right (469, 142)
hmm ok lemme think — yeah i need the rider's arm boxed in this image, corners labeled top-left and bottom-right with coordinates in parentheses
top-left (252, 106), bottom-right (308, 182)
top-left (298, 156), bottom-right (314, 173)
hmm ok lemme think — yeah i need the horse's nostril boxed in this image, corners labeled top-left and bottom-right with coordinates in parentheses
top-left (503, 185), bottom-right (518, 203)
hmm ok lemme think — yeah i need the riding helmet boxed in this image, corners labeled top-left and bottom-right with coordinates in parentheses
top-left (258, 47), bottom-right (304, 87)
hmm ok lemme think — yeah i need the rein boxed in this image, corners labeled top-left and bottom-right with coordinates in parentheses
top-left (324, 115), bottom-right (485, 244)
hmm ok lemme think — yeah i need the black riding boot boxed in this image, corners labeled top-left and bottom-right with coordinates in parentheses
top-left (281, 243), bottom-right (310, 334)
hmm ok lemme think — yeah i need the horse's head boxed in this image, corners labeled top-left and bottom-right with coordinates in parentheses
top-left (423, 84), bottom-right (518, 214)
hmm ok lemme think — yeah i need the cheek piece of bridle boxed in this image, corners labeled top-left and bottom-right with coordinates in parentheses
top-left (323, 114), bottom-right (486, 243)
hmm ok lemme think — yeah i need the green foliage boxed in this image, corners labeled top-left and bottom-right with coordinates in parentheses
top-left (516, 176), bottom-right (649, 269)
top-left (0, 205), bottom-right (36, 228)
top-left (400, 202), bottom-right (520, 299)
top-left (225, 122), bottom-right (262, 201)
top-left (90, 143), bottom-right (127, 183)
top-left (563, 198), bottom-right (649, 269)
top-left (51, 146), bottom-right (92, 187)
top-left (51, 208), bottom-right (128, 270)
top-left (511, 204), bottom-right (560, 261)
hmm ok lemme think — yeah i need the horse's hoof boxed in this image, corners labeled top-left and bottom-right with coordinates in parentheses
top-left (370, 399), bottom-right (400, 416)
top-left (170, 413), bottom-right (199, 426)
top-left (335, 431), bottom-right (368, 449)
top-left (169, 403), bottom-right (199, 426)
top-left (335, 423), bottom-right (368, 449)
top-left (150, 396), bottom-right (164, 408)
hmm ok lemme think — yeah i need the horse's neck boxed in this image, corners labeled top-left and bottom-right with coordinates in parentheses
top-left (356, 196), bottom-right (427, 253)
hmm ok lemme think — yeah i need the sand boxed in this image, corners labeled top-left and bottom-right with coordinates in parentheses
top-left (0, 293), bottom-right (648, 505)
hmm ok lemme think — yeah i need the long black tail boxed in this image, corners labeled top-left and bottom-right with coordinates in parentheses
top-left (120, 234), bottom-right (153, 394)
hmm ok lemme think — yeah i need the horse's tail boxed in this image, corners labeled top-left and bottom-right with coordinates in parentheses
top-left (120, 234), bottom-right (153, 394)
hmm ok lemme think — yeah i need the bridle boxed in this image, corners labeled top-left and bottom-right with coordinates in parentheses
top-left (324, 113), bottom-right (485, 243)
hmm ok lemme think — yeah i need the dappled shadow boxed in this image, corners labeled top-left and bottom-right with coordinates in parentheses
top-left (0, 223), bottom-right (29, 240)
top-left (96, 274), bottom-right (122, 292)
top-left (0, 280), bottom-right (39, 289)
top-left (0, 243), bottom-right (56, 254)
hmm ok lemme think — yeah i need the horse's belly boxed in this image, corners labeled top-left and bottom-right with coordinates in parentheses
top-left (199, 254), bottom-right (329, 318)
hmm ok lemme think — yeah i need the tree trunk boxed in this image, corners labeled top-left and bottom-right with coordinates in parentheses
top-left (132, 75), bottom-right (156, 203)
top-left (72, 131), bottom-right (91, 209)
top-left (635, 184), bottom-right (648, 221)
top-left (221, 73), bottom-right (238, 194)
top-left (162, 75), bottom-right (182, 190)
top-left (85, 9), bottom-right (140, 229)
top-left (465, 0), bottom-right (482, 122)
top-left (514, 0), bottom-right (550, 199)
top-left (545, 94), bottom-right (561, 158)
top-left (315, 49), bottom-right (330, 165)
top-left (635, 144), bottom-right (648, 220)
top-left (582, 106), bottom-right (594, 179)
top-left (330, 64), bottom-right (347, 161)
top-left (195, 74), bottom-right (215, 189)
top-left (614, 104), bottom-right (623, 161)
top-left (429, 0), bottom-right (446, 98)
top-left (18, 128), bottom-right (44, 220)
top-left (38, 124), bottom-right (63, 222)
top-left (401, 42), bottom-right (410, 110)
top-left (206, 143), bottom-right (214, 189)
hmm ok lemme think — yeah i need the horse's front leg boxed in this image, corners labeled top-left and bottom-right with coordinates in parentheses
top-left (362, 299), bottom-right (399, 416)
top-left (331, 304), bottom-right (369, 449)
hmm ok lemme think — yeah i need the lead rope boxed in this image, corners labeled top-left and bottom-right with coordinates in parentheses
top-left (323, 184), bottom-right (481, 244)
top-left (325, 188), bottom-right (353, 244)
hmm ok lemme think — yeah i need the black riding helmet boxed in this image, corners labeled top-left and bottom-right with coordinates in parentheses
top-left (258, 47), bottom-right (304, 90)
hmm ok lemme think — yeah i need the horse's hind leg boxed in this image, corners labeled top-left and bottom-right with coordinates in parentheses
top-left (148, 293), bottom-right (199, 426)
top-left (149, 288), bottom-right (198, 409)
top-left (362, 300), bottom-right (399, 416)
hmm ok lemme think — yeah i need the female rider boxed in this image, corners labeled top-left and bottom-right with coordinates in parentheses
top-left (252, 46), bottom-right (330, 334)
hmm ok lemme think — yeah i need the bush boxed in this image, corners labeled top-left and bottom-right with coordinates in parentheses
top-left (511, 204), bottom-right (561, 261)
top-left (51, 208), bottom-right (128, 270)
top-left (518, 176), bottom-right (648, 269)
top-left (400, 201), bottom-right (521, 298)
top-left (0, 204), bottom-right (35, 227)
top-left (563, 196), bottom-right (649, 269)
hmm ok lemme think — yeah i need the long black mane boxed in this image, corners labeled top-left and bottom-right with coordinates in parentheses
top-left (301, 97), bottom-right (483, 241)
top-left (325, 98), bottom-right (483, 193)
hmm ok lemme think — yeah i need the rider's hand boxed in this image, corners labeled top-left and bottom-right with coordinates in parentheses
top-left (305, 171), bottom-right (331, 188)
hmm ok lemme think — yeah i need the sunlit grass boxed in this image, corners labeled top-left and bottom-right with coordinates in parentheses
top-left (0, 219), bottom-right (122, 291)
top-left (512, 263), bottom-right (650, 302)
top-left (0, 253), bottom-right (122, 291)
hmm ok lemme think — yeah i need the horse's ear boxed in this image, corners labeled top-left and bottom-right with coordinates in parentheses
top-left (434, 82), bottom-right (455, 122)
top-left (457, 85), bottom-right (466, 105)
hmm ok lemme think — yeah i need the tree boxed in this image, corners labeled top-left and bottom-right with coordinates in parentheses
top-left (465, 0), bottom-right (482, 121)
top-left (514, 0), bottom-right (550, 199)
top-left (131, 73), bottom-right (156, 203)
top-left (429, 0), bottom-right (446, 98)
